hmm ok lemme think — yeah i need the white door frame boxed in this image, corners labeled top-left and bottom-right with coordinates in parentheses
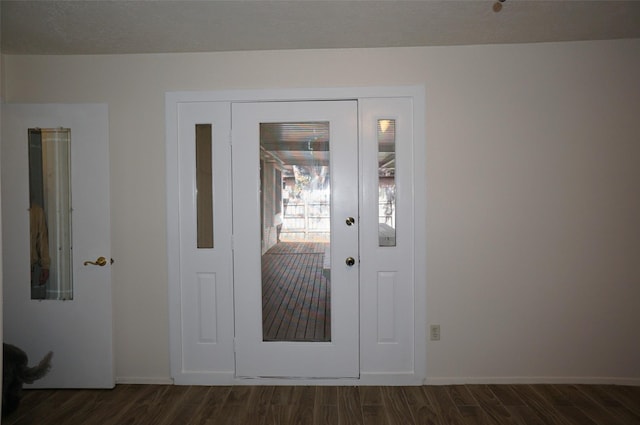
top-left (166, 86), bottom-right (426, 385)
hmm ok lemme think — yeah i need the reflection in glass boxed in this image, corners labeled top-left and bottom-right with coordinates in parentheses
top-left (195, 124), bottom-right (214, 248)
top-left (29, 129), bottom-right (73, 300)
top-left (378, 119), bottom-right (396, 247)
top-left (259, 122), bottom-right (332, 342)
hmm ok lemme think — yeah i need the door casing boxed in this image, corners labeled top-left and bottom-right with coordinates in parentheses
top-left (166, 86), bottom-right (426, 385)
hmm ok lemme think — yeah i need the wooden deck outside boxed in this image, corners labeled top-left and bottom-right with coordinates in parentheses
top-left (261, 242), bottom-right (331, 342)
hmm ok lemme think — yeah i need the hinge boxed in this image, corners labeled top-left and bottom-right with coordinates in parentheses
top-left (233, 338), bottom-right (237, 353)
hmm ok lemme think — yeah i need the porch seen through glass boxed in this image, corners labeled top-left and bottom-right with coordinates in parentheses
top-left (377, 119), bottom-right (396, 247)
top-left (260, 121), bottom-right (331, 342)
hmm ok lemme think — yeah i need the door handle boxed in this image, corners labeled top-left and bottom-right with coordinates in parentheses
top-left (346, 217), bottom-right (355, 226)
top-left (83, 256), bottom-right (111, 267)
top-left (345, 257), bottom-right (356, 267)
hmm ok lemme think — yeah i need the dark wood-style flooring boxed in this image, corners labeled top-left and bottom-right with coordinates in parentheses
top-left (4, 384), bottom-right (639, 425)
top-left (262, 242), bottom-right (330, 342)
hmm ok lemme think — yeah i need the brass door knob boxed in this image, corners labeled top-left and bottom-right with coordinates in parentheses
top-left (84, 256), bottom-right (109, 266)
top-left (346, 217), bottom-right (355, 226)
top-left (345, 257), bottom-right (356, 266)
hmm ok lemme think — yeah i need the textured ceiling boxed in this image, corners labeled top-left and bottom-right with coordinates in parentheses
top-left (2, 0), bottom-right (640, 55)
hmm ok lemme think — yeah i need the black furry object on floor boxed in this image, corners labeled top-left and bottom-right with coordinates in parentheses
top-left (2, 343), bottom-right (53, 417)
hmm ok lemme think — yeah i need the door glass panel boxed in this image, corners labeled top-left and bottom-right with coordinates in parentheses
top-left (195, 124), bottom-right (214, 248)
top-left (377, 119), bottom-right (396, 247)
top-left (260, 122), bottom-right (331, 342)
top-left (28, 128), bottom-right (73, 300)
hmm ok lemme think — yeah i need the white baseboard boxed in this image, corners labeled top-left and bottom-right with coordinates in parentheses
top-left (115, 376), bottom-right (175, 385)
top-left (172, 371), bottom-right (236, 386)
top-left (170, 371), bottom-right (423, 386)
top-left (425, 376), bottom-right (640, 386)
top-left (116, 375), bottom-right (640, 386)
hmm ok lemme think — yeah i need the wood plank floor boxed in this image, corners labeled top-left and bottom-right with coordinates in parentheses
top-left (4, 384), bottom-right (639, 425)
top-left (262, 242), bottom-right (330, 342)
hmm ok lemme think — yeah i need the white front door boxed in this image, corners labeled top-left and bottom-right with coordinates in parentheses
top-left (2, 104), bottom-right (113, 388)
top-left (167, 87), bottom-right (426, 385)
top-left (232, 101), bottom-right (359, 378)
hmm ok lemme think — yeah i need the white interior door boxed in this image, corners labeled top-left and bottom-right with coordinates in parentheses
top-left (232, 100), bottom-right (359, 378)
top-left (2, 104), bottom-right (113, 388)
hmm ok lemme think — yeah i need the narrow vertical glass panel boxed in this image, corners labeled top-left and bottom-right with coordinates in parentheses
top-left (195, 124), bottom-right (214, 248)
top-left (260, 122), bottom-right (331, 342)
top-left (378, 119), bottom-right (397, 247)
top-left (29, 128), bottom-right (73, 300)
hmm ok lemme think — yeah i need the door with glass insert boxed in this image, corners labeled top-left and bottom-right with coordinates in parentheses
top-left (2, 104), bottom-right (113, 388)
top-left (232, 101), bottom-right (359, 378)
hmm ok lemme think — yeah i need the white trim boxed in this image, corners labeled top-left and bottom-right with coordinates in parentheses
top-left (165, 95), bottom-right (183, 385)
top-left (165, 86), bottom-right (424, 105)
top-left (166, 86), bottom-right (427, 385)
top-left (173, 372), bottom-right (423, 387)
top-left (425, 377), bottom-right (640, 386)
top-left (172, 372), bottom-right (236, 386)
top-left (120, 375), bottom-right (640, 387)
top-left (116, 376), bottom-right (175, 385)
top-left (412, 89), bottom-right (428, 385)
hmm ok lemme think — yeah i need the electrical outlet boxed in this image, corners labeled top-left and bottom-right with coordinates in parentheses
top-left (430, 325), bottom-right (441, 341)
